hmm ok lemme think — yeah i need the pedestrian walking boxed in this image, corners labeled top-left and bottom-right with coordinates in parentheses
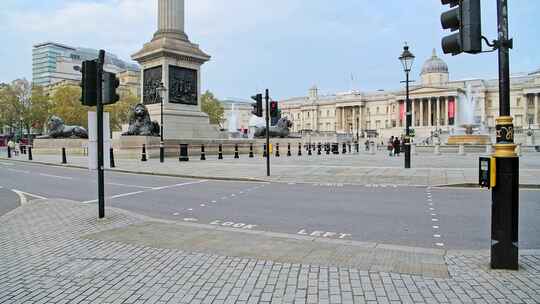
top-left (393, 137), bottom-right (400, 156)
top-left (388, 136), bottom-right (394, 156)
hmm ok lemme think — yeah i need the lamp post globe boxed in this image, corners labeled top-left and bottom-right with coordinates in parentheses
top-left (157, 82), bottom-right (167, 163)
top-left (399, 43), bottom-right (415, 169)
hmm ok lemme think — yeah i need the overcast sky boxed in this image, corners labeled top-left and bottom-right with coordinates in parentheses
top-left (0, 0), bottom-right (538, 100)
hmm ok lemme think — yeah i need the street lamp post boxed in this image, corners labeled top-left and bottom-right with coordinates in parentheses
top-left (399, 44), bottom-right (415, 169)
top-left (157, 82), bottom-right (167, 163)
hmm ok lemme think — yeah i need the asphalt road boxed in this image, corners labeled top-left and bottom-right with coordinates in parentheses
top-left (0, 159), bottom-right (538, 250)
top-left (0, 186), bottom-right (19, 216)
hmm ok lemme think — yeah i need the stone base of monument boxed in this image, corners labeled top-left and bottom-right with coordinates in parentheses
top-left (147, 106), bottom-right (228, 140)
top-left (32, 139), bottom-right (88, 156)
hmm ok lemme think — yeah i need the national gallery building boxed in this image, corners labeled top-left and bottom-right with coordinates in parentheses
top-left (280, 50), bottom-right (540, 141)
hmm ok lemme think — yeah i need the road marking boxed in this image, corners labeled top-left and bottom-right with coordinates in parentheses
top-left (431, 213), bottom-right (437, 216)
top-left (152, 180), bottom-right (208, 191)
top-left (7, 168), bottom-right (30, 174)
top-left (210, 220), bottom-right (257, 230)
top-left (200, 204), bottom-right (206, 207)
top-left (211, 200), bottom-right (217, 203)
top-left (183, 218), bottom-right (198, 222)
top-left (297, 229), bottom-right (352, 239)
top-left (107, 182), bottom-right (154, 189)
top-left (435, 243), bottom-right (445, 247)
top-left (0, 162), bottom-right (14, 166)
top-left (12, 189), bottom-right (47, 205)
top-left (429, 208), bottom-right (435, 211)
top-left (39, 173), bottom-right (74, 180)
top-left (432, 218), bottom-right (439, 222)
top-left (433, 226), bottom-right (439, 229)
top-left (173, 212), bottom-right (180, 216)
top-left (433, 234), bottom-right (441, 238)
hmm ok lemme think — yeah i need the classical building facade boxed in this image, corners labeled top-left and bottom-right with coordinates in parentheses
top-left (281, 50), bottom-right (540, 142)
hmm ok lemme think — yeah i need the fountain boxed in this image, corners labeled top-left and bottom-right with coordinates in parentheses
top-left (228, 103), bottom-right (240, 138)
top-left (447, 84), bottom-right (491, 145)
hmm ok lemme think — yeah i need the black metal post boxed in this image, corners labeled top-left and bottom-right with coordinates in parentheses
top-left (405, 70), bottom-right (412, 169)
top-left (160, 91), bottom-right (164, 163)
top-left (249, 143), bottom-right (254, 158)
top-left (218, 144), bottom-right (223, 160)
top-left (201, 145), bottom-right (206, 160)
top-left (234, 144), bottom-right (240, 159)
top-left (287, 143), bottom-right (291, 157)
top-left (317, 143), bottom-right (321, 155)
top-left (62, 147), bottom-right (67, 164)
top-left (7, 146), bottom-right (11, 158)
top-left (179, 144), bottom-right (189, 162)
top-left (275, 143), bottom-right (280, 157)
top-left (109, 147), bottom-right (115, 168)
top-left (297, 143), bottom-right (302, 156)
top-left (141, 144), bottom-right (147, 162)
top-left (97, 50), bottom-right (105, 219)
top-left (28, 146), bottom-right (32, 161)
top-left (491, 0), bottom-right (519, 270)
top-left (265, 89), bottom-right (270, 177)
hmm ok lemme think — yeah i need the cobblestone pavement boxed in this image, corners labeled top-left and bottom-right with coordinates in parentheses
top-left (3, 151), bottom-right (540, 187)
top-left (1, 199), bottom-right (539, 304)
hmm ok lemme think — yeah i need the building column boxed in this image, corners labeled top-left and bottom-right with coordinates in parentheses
top-left (535, 94), bottom-right (539, 126)
top-left (454, 96), bottom-right (458, 126)
top-left (428, 98), bottom-right (432, 127)
top-left (420, 99), bottom-right (424, 127)
top-left (433, 97), bottom-right (441, 127)
top-left (445, 97), bottom-right (449, 126)
top-left (523, 94), bottom-right (528, 126)
top-left (341, 107), bottom-right (345, 132)
top-left (411, 99), bottom-right (416, 127)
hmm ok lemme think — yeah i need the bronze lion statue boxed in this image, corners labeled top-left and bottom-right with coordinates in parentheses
top-left (254, 117), bottom-right (294, 138)
top-left (38, 116), bottom-right (88, 139)
top-left (122, 104), bottom-right (160, 136)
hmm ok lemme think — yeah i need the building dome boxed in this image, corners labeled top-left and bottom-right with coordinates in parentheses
top-left (421, 49), bottom-right (449, 75)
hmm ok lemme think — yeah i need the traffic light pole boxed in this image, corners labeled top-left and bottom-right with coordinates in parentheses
top-left (97, 50), bottom-right (105, 219)
top-left (265, 89), bottom-right (270, 177)
top-left (491, 0), bottom-right (519, 270)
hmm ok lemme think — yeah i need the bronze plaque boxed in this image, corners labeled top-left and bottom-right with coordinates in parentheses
top-left (143, 66), bottom-right (163, 105)
top-left (169, 66), bottom-right (198, 105)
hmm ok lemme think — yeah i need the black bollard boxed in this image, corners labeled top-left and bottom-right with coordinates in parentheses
top-left (287, 143), bottom-right (292, 157)
top-left (234, 144), bottom-right (240, 159)
top-left (28, 146), bottom-right (33, 161)
top-left (249, 143), bottom-right (254, 158)
top-left (200, 145), bottom-right (206, 161)
top-left (179, 144), bottom-right (189, 162)
top-left (275, 143), bottom-right (280, 157)
top-left (7, 146), bottom-right (11, 158)
top-left (141, 144), bottom-right (147, 162)
top-left (317, 143), bottom-right (322, 155)
top-left (308, 144), bottom-right (312, 156)
top-left (218, 144), bottom-right (223, 160)
top-left (297, 143), bottom-right (302, 156)
top-left (62, 147), bottom-right (67, 164)
top-left (348, 143), bottom-right (352, 154)
top-left (342, 143), bottom-right (347, 154)
top-left (326, 143), bottom-right (330, 155)
top-left (110, 147), bottom-right (115, 168)
top-left (263, 144), bottom-right (267, 158)
top-left (355, 142), bottom-right (359, 153)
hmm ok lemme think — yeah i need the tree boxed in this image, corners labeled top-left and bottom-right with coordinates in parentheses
top-left (105, 92), bottom-right (139, 132)
top-left (201, 90), bottom-right (224, 125)
top-left (50, 85), bottom-right (88, 128)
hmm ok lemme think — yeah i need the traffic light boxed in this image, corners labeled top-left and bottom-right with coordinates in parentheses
top-left (441, 0), bottom-right (482, 55)
top-left (103, 72), bottom-right (120, 105)
top-left (80, 60), bottom-right (98, 106)
top-left (270, 101), bottom-right (278, 118)
top-left (251, 94), bottom-right (263, 117)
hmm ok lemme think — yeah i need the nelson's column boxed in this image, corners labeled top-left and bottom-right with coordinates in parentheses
top-left (132, 0), bottom-right (221, 139)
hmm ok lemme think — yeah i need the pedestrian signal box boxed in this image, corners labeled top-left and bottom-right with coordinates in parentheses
top-left (479, 157), bottom-right (496, 189)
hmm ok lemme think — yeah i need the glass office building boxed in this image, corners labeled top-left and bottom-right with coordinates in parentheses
top-left (32, 42), bottom-right (139, 87)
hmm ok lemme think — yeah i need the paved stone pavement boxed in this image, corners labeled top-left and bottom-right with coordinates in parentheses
top-left (1, 199), bottom-right (539, 304)
top-left (3, 151), bottom-right (540, 187)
